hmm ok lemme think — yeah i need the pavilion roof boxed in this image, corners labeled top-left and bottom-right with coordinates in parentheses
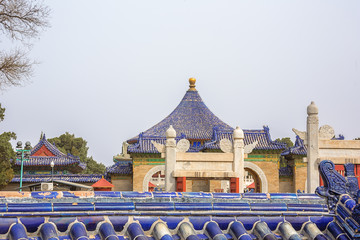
top-left (128, 79), bottom-right (233, 142)
top-left (12, 134), bottom-right (86, 172)
top-left (127, 79), bottom-right (286, 154)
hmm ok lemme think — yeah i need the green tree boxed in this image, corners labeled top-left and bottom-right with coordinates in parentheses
top-left (0, 132), bottom-right (15, 188)
top-left (0, 105), bottom-right (15, 188)
top-left (276, 137), bottom-right (294, 148)
top-left (47, 133), bottom-right (105, 174)
top-left (0, 103), bottom-right (4, 121)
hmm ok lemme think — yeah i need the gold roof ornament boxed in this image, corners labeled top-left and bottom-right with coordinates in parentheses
top-left (189, 78), bottom-right (196, 91)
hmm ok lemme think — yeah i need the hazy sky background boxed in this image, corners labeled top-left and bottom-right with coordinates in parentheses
top-left (1, 1), bottom-right (360, 166)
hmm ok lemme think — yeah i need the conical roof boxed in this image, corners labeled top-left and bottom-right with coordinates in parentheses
top-left (127, 78), bottom-right (286, 154)
top-left (135, 78), bottom-right (233, 140)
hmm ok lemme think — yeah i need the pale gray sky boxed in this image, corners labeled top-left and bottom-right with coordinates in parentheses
top-left (1, 1), bottom-right (360, 166)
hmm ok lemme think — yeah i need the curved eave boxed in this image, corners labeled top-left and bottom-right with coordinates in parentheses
top-left (128, 127), bottom-right (287, 154)
top-left (11, 174), bottom-right (102, 183)
top-left (106, 161), bottom-right (133, 175)
top-left (13, 157), bottom-right (81, 167)
top-left (30, 134), bottom-right (73, 158)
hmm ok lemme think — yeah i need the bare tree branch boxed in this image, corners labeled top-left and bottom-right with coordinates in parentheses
top-left (0, 0), bottom-right (49, 90)
top-left (0, 49), bottom-right (33, 89)
top-left (0, 0), bottom-right (50, 41)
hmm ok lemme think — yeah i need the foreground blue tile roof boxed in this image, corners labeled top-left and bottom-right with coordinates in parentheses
top-left (4, 159), bottom-right (360, 240)
top-left (0, 190), bottom-right (347, 240)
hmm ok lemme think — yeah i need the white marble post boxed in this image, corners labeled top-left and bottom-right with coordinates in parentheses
top-left (165, 125), bottom-right (177, 192)
top-left (233, 126), bottom-right (245, 193)
top-left (306, 101), bottom-right (319, 193)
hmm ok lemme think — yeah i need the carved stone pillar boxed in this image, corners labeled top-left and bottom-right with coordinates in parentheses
top-left (165, 125), bottom-right (177, 192)
top-left (233, 126), bottom-right (245, 193)
top-left (306, 101), bottom-right (319, 193)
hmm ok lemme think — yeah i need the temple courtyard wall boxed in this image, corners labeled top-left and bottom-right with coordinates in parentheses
top-left (126, 153), bottom-right (289, 193)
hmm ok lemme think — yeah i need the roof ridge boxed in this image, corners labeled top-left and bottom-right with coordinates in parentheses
top-left (30, 134), bottom-right (80, 160)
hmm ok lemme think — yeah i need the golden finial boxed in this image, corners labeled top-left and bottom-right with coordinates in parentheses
top-left (189, 78), bottom-right (196, 91)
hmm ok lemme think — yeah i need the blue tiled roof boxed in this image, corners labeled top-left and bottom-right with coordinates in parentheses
top-left (13, 134), bottom-right (86, 170)
top-left (128, 126), bottom-right (286, 153)
top-left (13, 157), bottom-right (83, 167)
top-left (127, 84), bottom-right (286, 153)
top-left (204, 126), bottom-right (287, 151)
top-left (11, 174), bottom-right (102, 183)
top-left (106, 161), bottom-right (132, 175)
top-left (131, 90), bottom-right (234, 139)
top-left (281, 136), bottom-right (307, 156)
top-left (129, 89), bottom-right (233, 141)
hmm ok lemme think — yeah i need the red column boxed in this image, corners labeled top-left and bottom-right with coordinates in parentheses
top-left (230, 178), bottom-right (239, 193)
top-left (335, 164), bottom-right (345, 176)
top-left (176, 177), bottom-right (186, 192)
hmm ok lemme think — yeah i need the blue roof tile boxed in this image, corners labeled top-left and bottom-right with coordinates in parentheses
top-left (127, 122), bottom-right (286, 154)
top-left (203, 126), bottom-right (287, 151)
top-left (106, 161), bottom-right (132, 175)
top-left (0, 190), bottom-right (347, 240)
top-left (130, 89), bottom-right (233, 140)
top-left (11, 174), bottom-right (102, 183)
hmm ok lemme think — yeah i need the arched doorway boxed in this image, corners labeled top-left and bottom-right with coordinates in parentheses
top-left (142, 165), bottom-right (165, 192)
top-left (244, 162), bottom-right (268, 193)
top-left (244, 168), bottom-right (261, 192)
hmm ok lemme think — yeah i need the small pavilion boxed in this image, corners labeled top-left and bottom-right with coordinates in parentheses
top-left (4, 134), bottom-right (102, 191)
top-left (92, 177), bottom-right (114, 191)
